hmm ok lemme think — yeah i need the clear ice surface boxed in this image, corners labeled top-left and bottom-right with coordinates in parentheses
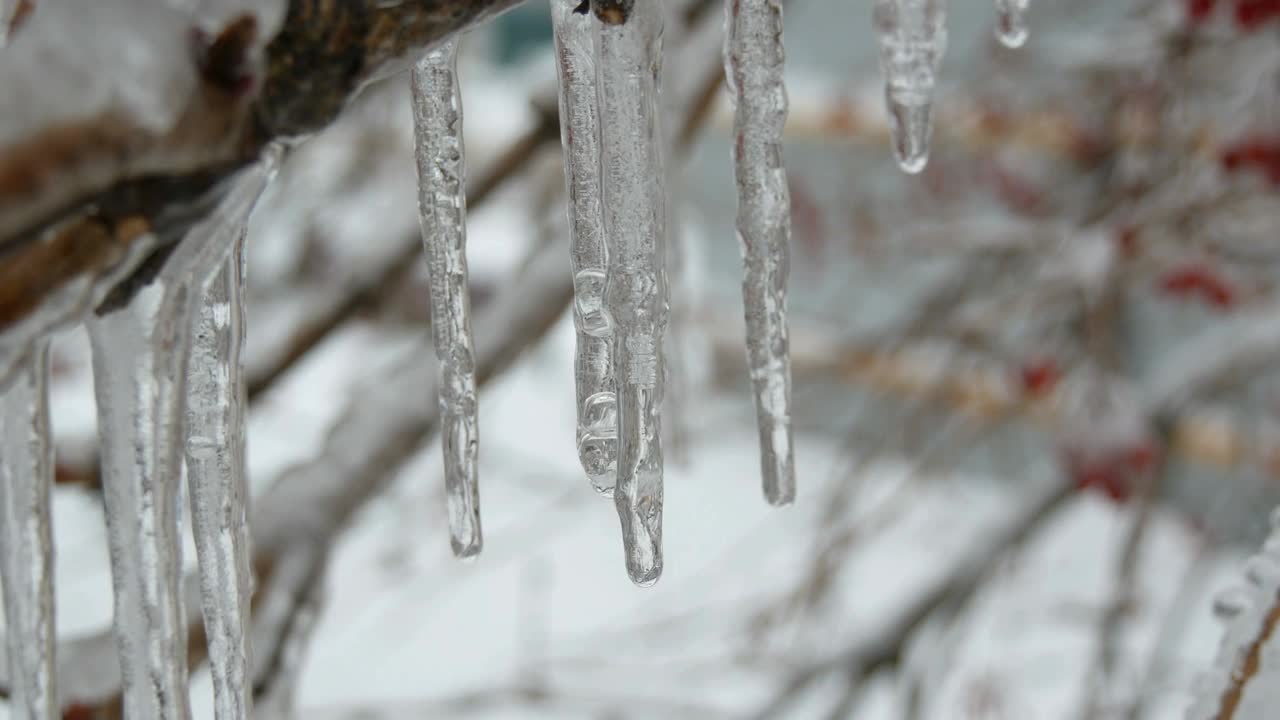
top-left (0, 342), bottom-right (57, 720)
top-left (723, 0), bottom-right (796, 505)
top-left (551, 0), bottom-right (618, 496)
top-left (87, 156), bottom-right (274, 720)
top-left (594, 0), bottom-right (669, 586)
top-left (185, 233), bottom-right (254, 720)
top-left (411, 38), bottom-right (483, 559)
top-left (873, 0), bottom-right (948, 173)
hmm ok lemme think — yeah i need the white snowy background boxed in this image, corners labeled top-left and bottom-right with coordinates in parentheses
top-left (4, 0), bottom-right (1278, 717)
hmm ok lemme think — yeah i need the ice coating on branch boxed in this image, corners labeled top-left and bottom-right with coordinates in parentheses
top-left (0, 342), bottom-right (56, 720)
top-left (1186, 506), bottom-right (1280, 719)
top-left (551, 0), bottom-right (618, 495)
top-left (723, 0), bottom-right (795, 506)
top-left (88, 156), bottom-right (274, 720)
top-left (873, 0), bottom-right (948, 173)
top-left (185, 235), bottom-right (253, 720)
top-left (993, 0), bottom-right (1028, 48)
top-left (411, 39), bottom-right (483, 559)
top-left (594, 0), bottom-right (668, 586)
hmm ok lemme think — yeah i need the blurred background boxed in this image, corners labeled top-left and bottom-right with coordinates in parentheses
top-left (11, 0), bottom-right (1280, 717)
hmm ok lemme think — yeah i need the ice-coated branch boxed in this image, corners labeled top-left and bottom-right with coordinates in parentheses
top-left (723, 0), bottom-right (795, 505)
top-left (185, 234), bottom-right (254, 720)
top-left (410, 38), bottom-right (483, 559)
top-left (0, 341), bottom-right (56, 720)
top-left (87, 155), bottom-right (275, 720)
top-left (872, 0), bottom-right (948, 173)
top-left (1187, 508), bottom-right (1280, 720)
top-left (594, 0), bottom-right (669, 586)
top-left (0, 0), bottom-right (522, 393)
top-left (551, 0), bottom-right (619, 495)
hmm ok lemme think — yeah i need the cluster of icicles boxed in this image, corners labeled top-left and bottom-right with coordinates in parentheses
top-left (0, 0), bottom-right (1032, 717)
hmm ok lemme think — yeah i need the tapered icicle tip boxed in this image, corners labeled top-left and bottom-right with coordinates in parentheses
top-left (615, 491), bottom-right (662, 586)
top-left (994, 0), bottom-right (1029, 48)
top-left (764, 459), bottom-right (796, 507)
top-left (887, 99), bottom-right (933, 174)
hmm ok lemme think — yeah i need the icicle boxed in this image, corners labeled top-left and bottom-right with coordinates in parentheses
top-left (184, 233), bottom-right (253, 720)
top-left (993, 0), bottom-right (1028, 48)
top-left (411, 39), bottom-right (483, 559)
top-left (88, 155), bottom-right (275, 720)
top-left (0, 342), bottom-right (56, 720)
top-left (873, 0), bottom-right (948, 173)
top-left (594, 0), bottom-right (668, 587)
top-left (89, 284), bottom-right (198, 720)
top-left (723, 0), bottom-right (796, 506)
top-left (550, 0), bottom-right (618, 496)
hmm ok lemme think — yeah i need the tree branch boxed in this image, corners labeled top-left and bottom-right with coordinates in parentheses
top-left (0, 0), bottom-right (522, 381)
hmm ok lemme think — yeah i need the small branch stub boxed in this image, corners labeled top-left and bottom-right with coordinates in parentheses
top-left (593, 0), bottom-right (632, 25)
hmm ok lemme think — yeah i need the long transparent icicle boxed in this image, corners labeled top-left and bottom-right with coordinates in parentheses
top-left (993, 0), bottom-right (1028, 48)
top-left (551, 0), bottom-right (618, 496)
top-left (723, 0), bottom-right (796, 506)
top-left (184, 233), bottom-right (253, 720)
top-left (411, 39), bottom-right (483, 559)
top-left (88, 157), bottom-right (275, 720)
top-left (594, 0), bottom-right (668, 586)
top-left (0, 342), bottom-right (56, 720)
top-left (873, 0), bottom-right (948, 173)
top-left (89, 284), bottom-right (198, 720)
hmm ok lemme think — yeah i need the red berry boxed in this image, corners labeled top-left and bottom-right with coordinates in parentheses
top-left (1188, 0), bottom-right (1218, 22)
top-left (1160, 264), bottom-right (1237, 310)
top-left (1232, 0), bottom-right (1280, 30)
top-left (1020, 359), bottom-right (1061, 397)
top-left (1220, 137), bottom-right (1280, 186)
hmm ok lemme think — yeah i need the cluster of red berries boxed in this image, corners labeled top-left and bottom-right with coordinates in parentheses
top-left (1159, 264), bottom-right (1237, 309)
top-left (1188, 0), bottom-right (1280, 29)
top-left (1063, 443), bottom-right (1158, 504)
top-left (1220, 138), bottom-right (1280, 187)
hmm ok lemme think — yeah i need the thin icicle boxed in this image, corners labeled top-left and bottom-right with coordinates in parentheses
top-left (873, 0), bottom-right (948, 173)
top-left (0, 342), bottom-right (56, 720)
top-left (411, 39), bottom-right (482, 559)
top-left (551, 0), bottom-right (618, 496)
top-left (993, 0), bottom-right (1028, 48)
top-left (723, 0), bottom-right (796, 506)
top-left (185, 232), bottom-right (253, 720)
top-left (594, 0), bottom-right (668, 587)
top-left (88, 156), bottom-right (275, 720)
